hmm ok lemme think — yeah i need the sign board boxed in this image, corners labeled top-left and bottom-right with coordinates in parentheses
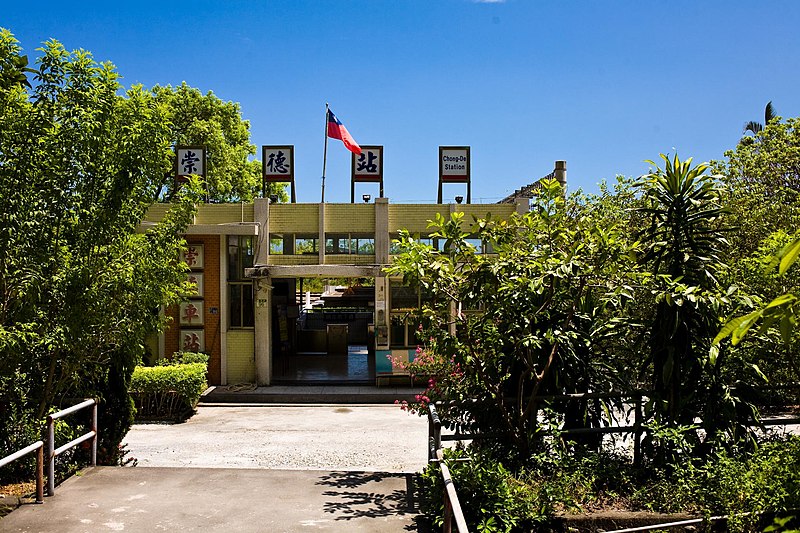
top-left (180, 329), bottom-right (205, 353)
top-left (176, 146), bottom-right (206, 178)
top-left (179, 301), bottom-right (204, 326)
top-left (438, 146), bottom-right (471, 203)
top-left (181, 244), bottom-right (204, 270)
top-left (186, 272), bottom-right (204, 298)
top-left (262, 145), bottom-right (297, 202)
top-left (352, 146), bottom-right (383, 183)
top-left (439, 146), bottom-right (470, 183)
top-left (262, 145), bottom-right (294, 182)
top-left (351, 145), bottom-right (384, 202)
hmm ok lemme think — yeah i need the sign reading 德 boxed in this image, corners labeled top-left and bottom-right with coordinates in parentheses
top-left (262, 145), bottom-right (296, 202)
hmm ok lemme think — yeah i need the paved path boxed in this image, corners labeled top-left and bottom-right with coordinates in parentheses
top-left (122, 404), bottom-right (428, 471)
top-left (0, 467), bottom-right (423, 532)
top-left (1, 405), bottom-right (431, 532)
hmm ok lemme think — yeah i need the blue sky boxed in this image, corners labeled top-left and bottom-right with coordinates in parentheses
top-left (4, 1), bottom-right (799, 203)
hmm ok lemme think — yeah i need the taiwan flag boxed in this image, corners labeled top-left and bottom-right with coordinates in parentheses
top-left (327, 109), bottom-right (362, 155)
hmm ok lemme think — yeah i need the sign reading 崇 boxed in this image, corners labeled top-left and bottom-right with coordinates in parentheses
top-left (439, 146), bottom-right (470, 182)
top-left (176, 146), bottom-right (206, 178)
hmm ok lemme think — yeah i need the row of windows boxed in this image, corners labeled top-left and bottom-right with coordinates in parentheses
top-left (224, 236), bottom-right (474, 335)
top-left (269, 234), bottom-right (375, 255)
top-left (269, 234), bottom-right (491, 255)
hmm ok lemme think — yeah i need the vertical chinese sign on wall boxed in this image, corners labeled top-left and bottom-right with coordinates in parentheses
top-left (438, 146), bottom-right (471, 203)
top-left (262, 145), bottom-right (296, 203)
top-left (351, 145), bottom-right (384, 202)
top-left (180, 244), bottom-right (205, 353)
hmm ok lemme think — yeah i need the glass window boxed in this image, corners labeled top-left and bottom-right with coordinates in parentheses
top-left (295, 236), bottom-right (318, 254)
top-left (325, 234), bottom-right (351, 254)
top-left (228, 236), bottom-right (255, 328)
top-left (390, 280), bottom-right (418, 311)
top-left (270, 234), bottom-right (284, 255)
top-left (354, 237), bottom-right (374, 255)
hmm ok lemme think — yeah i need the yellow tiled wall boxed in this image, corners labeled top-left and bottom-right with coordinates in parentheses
top-left (269, 204), bottom-right (319, 233)
top-left (325, 204), bottom-right (375, 233)
top-left (226, 330), bottom-right (255, 383)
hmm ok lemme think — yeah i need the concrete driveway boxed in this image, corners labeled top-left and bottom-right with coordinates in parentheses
top-left (122, 404), bottom-right (429, 472)
top-left (1, 405), bottom-right (431, 532)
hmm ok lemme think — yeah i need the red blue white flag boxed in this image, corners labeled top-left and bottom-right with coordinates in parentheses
top-left (327, 109), bottom-right (361, 155)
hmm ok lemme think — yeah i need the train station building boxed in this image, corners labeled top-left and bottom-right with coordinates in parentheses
top-left (142, 161), bottom-right (566, 386)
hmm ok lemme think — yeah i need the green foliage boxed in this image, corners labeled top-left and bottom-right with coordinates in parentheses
top-left (387, 179), bottom-right (641, 465)
top-left (420, 448), bottom-right (525, 532)
top-left (152, 82), bottom-right (287, 203)
top-left (0, 31), bottom-right (198, 466)
top-left (129, 363), bottom-right (208, 420)
top-left (634, 154), bottom-right (757, 451)
top-left (161, 351), bottom-right (210, 366)
top-left (633, 436), bottom-right (800, 531)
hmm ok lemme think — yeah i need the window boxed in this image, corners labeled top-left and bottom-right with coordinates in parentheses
top-left (389, 280), bottom-right (437, 347)
top-left (354, 237), bottom-right (374, 255)
top-left (325, 234), bottom-right (351, 254)
top-left (269, 234), bottom-right (284, 255)
top-left (324, 234), bottom-right (375, 255)
top-left (295, 236), bottom-right (318, 254)
top-left (228, 236), bottom-right (254, 328)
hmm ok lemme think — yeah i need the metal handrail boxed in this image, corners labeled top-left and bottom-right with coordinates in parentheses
top-left (0, 441), bottom-right (44, 503)
top-left (46, 398), bottom-right (98, 496)
top-left (428, 404), bottom-right (469, 533)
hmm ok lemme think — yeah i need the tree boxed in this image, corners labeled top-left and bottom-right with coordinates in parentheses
top-left (0, 31), bottom-right (198, 465)
top-left (152, 82), bottom-right (287, 203)
top-left (743, 101), bottom-right (777, 136)
top-left (635, 155), bottom-right (754, 449)
top-left (387, 180), bottom-right (640, 465)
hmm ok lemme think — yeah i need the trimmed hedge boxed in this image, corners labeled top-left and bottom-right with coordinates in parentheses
top-left (130, 363), bottom-right (207, 420)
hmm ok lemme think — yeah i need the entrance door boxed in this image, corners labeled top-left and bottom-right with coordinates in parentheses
top-left (271, 278), bottom-right (376, 383)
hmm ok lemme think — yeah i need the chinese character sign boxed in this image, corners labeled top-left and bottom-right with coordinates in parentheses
top-left (181, 244), bottom-right (204, 270)
top-left (439, 146), bottom-right (470, 182)
top-left (262, 145), bottom-right (294, 182)
top-left (352, 146), bottom-right (383, 183)
top-left (176, 146), bottom-right (206, 177)
top-left (186, 273), bottom-right (204, 298)
top-left (181, 330), bottom-right (205, 353)
top-left (180, 302), bottom-right (204, 326)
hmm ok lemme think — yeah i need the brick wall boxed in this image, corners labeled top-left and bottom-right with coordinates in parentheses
top-left (164, 235), bottom-right (222, 385)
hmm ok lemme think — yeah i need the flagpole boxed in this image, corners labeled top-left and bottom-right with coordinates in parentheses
top-left (321, 103), bottom-right (329, 203)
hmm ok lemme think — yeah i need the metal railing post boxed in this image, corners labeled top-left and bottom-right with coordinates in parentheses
top-left (35, 444), bottom-right (44, 503)
top-left (46, 415), bottom-right (55, 496)
top-left (443, 492), bottom-right (453, 533)
top-left (633, 393), bottom-right (643, 467)
top-left (91, 400), bottom-right (98, 466)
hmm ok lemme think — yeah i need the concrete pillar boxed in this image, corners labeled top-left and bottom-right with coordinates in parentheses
top-left (375, 197), bottom-right (389, 265)
top-left (254, 198), bottom-right (269, 265)
top-left (375, 276), bottom-right (389, 349)
top-left (515, 197), bottom-right (529, 215)
top-left (554, 160), bottom-right (567, 187)
top-left (254, 276), bottom-right (272, 385)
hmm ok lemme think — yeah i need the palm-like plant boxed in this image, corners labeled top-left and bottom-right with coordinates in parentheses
top-left (743, 101), bottom-right (776, 135)
top-left (637, 154), bottom-right (729, 428)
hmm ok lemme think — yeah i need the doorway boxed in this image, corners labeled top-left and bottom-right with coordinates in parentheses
top-left (271, 277), bottom-right (376, 384)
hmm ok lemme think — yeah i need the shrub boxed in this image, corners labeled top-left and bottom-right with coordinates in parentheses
top-left (160, 351), bottom-right (209, 366)
top-left (129, 363), bottom-right (207, 420)
top-left (420, 447), bottom-right (526, 533)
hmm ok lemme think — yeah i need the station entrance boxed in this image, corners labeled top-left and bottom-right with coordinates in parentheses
top-left (270, 278), bottom-right (376, 383)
